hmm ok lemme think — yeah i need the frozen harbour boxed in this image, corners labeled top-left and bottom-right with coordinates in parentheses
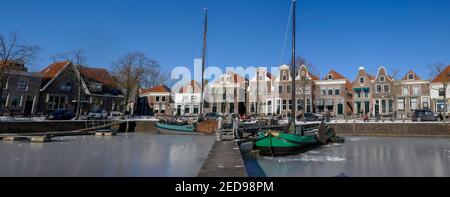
top-left (250, 136), bottom-right (450, 177)
top-left (0, 133), bottom-right (215, 177)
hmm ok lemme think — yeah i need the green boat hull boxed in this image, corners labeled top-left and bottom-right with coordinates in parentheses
top-left (254, 129), bottom-right (336, 156)
top-left (155, 122), bottom-right (195, 133)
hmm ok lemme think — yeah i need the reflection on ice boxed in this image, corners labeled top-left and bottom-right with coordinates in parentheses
top-left (253, 136), bottom-right (450, 177)
top-left (0, 133), bottom-right (215, 177)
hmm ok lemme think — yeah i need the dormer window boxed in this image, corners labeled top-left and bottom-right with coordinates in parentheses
top-left (327, 74), bottom-right (333, 80)
top-left (379, 76), bottom-right (385, 82)
top-left (89, 82), bottom-right (103, 92)
top-left (60, 82), bottom-right (73, 92)
top-left (282, 71), bottom-right (287, 80)
top-left (408, 73), bottom-right (414, 80)
top-left (359, 77), bottom-right (365, 84)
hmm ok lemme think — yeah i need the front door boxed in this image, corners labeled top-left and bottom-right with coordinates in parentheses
top-left (177, 105), bottom-right (181, 116)
top-left (375, 100), bottom-right (380, 115)
top-left (338, 103), bottom-right (343, 115)
top-left (24, 96), bottom-right (34, 115)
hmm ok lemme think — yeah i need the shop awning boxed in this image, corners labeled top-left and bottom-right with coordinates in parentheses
top-left (353, 87), bottom-right (370, 92)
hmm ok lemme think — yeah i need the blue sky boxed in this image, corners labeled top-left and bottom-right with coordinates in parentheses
top-left (2, 0), bottom-right (450, 80)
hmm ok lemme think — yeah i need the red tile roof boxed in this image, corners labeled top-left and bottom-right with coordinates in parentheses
top-left (179, 80), bottom-right (201, 93)
top-left (309, 73), bottom-right (319, 80)
top-left (79, 66), bottom-right (115, 86)
top-left (40, 61), bottom-right (69, 79)
top-left (141, 84), bottom-right (171, 94)
top-left (323, 70), bottom-right (347, 80)
top-left (402, 70), bottom-right (421, 80)
top-left (431, 66), bottom-right (450, 83)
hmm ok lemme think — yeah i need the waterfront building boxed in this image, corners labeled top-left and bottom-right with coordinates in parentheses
top-left (38, 61), bottom-right (123, 115)
top-left (371, 66), bottom-right (394, 116)
top-left (273, 64), bottom-right (317, 118)
top-left (314, 70), bottom-right (353, 117)
top-left (0, 61), bottom-right (42, 115)
top-left (394, 71), bottom-right (431, 118)
top-left (276, 65), bottom-right (294, 118)
top-left (247, 67), bottom-right (275, 116)
top-left (294, 64), bottom-right (318, 117)
top-left (430, 65), bottom-right (450, 116)
top-left (173, 80), bottom-right (202, 116)
top-left (207, 71), bottom-right (247, 116)
top-left (351, 67), bottom-right (374, 116)
top-left (139, 84), bottom-right (173, 117)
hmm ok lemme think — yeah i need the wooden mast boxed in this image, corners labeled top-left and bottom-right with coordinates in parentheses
top-left (200, 8), bottom-right (208, 118)
top-left (290, 0), bottom-right (297, 130)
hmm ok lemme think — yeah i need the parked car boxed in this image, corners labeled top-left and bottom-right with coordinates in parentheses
top-left (87, 110), bottom-right (108, 120)
top-left (46, 110), bottom-right (75, 120)
top-left (296, 113), bottom-right (323, 122)
top-left (109, 111), bottom-right (123, 119)
top-left (412, 110), bottom-right (443, 122)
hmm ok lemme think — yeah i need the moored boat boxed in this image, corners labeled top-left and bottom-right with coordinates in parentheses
top-left (155, 121), bottom-right (195, 134)
top-left (253, 0), bottom-right (341, 156)
top-left (254, 122), bottom-right (336, 155)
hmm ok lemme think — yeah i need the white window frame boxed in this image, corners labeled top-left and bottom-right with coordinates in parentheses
top-left (410, 98), bottom-right (418, 110)
top-left (413, 85), bottom-right (420, 95)
top-left (376, 84), bottom-right (382, 93)
top-left (17, 76), bottom-right (29, 91)
top-left (2, 75), bottom-right (8, 89)
top-left (397, 98), bottom-right (405, 111)
top-left (403, 86), bottom-right (409, 96)
top-left (383, 84), bottom-right (390, 93)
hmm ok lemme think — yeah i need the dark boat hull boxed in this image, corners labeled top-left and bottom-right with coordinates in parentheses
top-left (254, 127), bottom-right (336, 156)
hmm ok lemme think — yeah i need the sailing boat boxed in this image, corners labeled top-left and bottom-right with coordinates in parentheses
top-left (254, 0), bottom-right (337, 156)
top-left (156, 8), bottom-right (217, 134)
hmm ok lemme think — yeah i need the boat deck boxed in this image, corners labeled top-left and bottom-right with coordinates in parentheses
top-left (197, 140), bottom-right (248, 177)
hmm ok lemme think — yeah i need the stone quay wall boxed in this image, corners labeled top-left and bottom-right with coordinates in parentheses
top-left (331, 122), bottom-right (450, 137)
top-left (1, 120), bottom-right (449, 137)
top-left (0, 120), bottom-right (134, 134)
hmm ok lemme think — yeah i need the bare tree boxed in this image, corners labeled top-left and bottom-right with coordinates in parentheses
top-left (429, 63), bottom-right (450, 121)
top-left (51, 49), bottom-right (88, 119)
top-left (51, 49), bottom-right (87, 65)
top-left (142, 69), bottom-right (170, 89)
top-left (388, 68), bottom-right (401, 122)
top-left (0, 31), bottom-right (40, 105)
top-left (112, 52), bottom-right (159, 115)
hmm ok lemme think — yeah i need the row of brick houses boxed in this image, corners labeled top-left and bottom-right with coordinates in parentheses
top-left (0, 61), bottom-right (124, 116)
top-left (138, 64), bottom-right (450, 119)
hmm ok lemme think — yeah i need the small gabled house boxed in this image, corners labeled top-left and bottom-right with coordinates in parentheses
top-left (395, 71), bottom-right (431, 118)
top-left (351, 67), bottom-right (374, 116)
top-left (174, 80), bottom-right (202, 116)
top-left (139, 84), bottom-right (173, 117)
top-left (248, 67), bottom-right (275, 116)
top-left (273, 64), bottom-right (318, 118)
top-left (37, 61), bottom-right (124, 115)
top-left (275, 65), bottom-right (292, 117)
top-left (371, 66), bottom-right (394, 116)
top-left (207, 71), bottom-right (247, 116)
top-left (314, 70), bottom-right (353, 117)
